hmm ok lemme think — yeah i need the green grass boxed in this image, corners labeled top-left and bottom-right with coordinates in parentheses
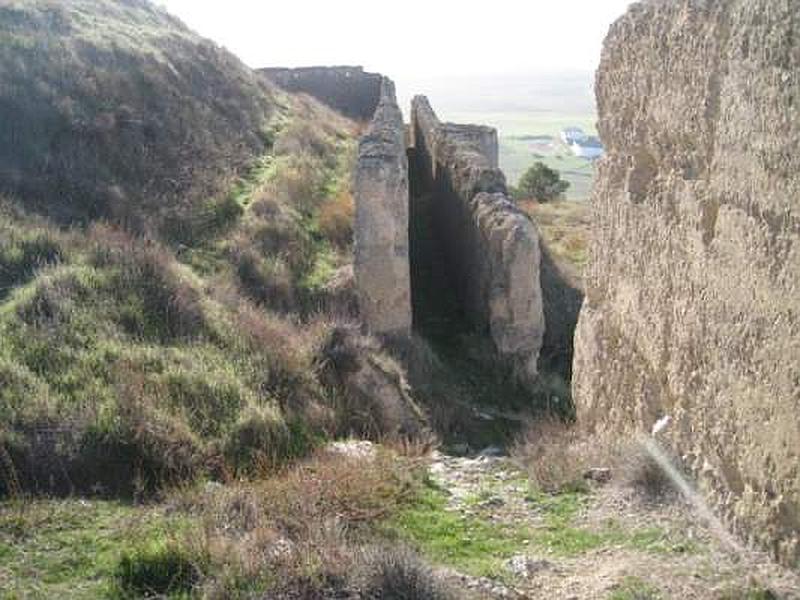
top-left (115, 539), bottom-right (203, 599)
top-left (716, 585), bottom-right (779, 600)
top-left (386, 475), bottom-right (697, 582)
top-left (525, 489), bottom-right (696, 557)
top-left (0, 87), bottom-right (360, 497)
top-left (386, 480), bottom-right (534, 578)
top-left (0, 500), bottom-right (195, 599)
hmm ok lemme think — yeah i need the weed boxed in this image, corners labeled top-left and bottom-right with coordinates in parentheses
top-left (512, 417), bottom-right (595, 493)
top-left (361, 546), bottom-right (454, 600)
top-left (608, 576), bottom-right (663, 600)
top-left (618, 444), bottom-right (679, 501)
top-left (716, 584), bottom-right (779, 600)
top-left (224, 406), bottom-right (317, 476)
top-left (115, 539), bottom-right (205, 597)
top-left (318, 190), bottom-right (355, 248)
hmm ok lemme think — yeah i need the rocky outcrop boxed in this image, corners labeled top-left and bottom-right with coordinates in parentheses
top-left (573, 0), bottom-right (800, 567)
top-left (354, 79), bottom-right (412, 336)
top-left (260, 66), bottom-right (382, 121)
top-left (411, 97), bottom-right (544, 381)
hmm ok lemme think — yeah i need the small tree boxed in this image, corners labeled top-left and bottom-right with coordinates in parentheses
top-left (516, 162), bottom-right (570, 202)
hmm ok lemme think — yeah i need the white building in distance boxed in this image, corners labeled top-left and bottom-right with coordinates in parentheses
top-left (561, 127), bottom-right (587, 145)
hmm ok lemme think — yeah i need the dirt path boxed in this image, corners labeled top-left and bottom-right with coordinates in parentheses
top-left (426, 450), bottom-right (800, 600)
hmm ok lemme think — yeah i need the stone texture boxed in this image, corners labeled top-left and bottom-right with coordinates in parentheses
top-left (573, 0), bottom-right (800, 568)
top-left (411, 96), bottom-right (544, 381)
top-left (260, 66), bottom-right (382, 121)
top-left (354, 78), bottom-right (412, 336)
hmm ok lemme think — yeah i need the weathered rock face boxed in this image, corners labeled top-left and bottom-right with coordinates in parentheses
top-left (354, 79), bottom-right (412, 336)
top-left (260, 66), bottom-right (382, 121)
top-left (574, 0), bottom-right (800, 567)
top-left (411, 96), bottom-right (545, 380)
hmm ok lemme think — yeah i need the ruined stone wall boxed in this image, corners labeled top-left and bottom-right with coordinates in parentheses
top-left (411, 96), bottom-right (544, 379)
top-left (260, 66), bottom-right (381, 121)
top-left (573, 0), bottom-right (800, 567)
top-left (354, 78), bottom-right (411, 336)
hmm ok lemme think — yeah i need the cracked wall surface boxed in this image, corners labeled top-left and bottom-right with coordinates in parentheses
top-left (573, 0), bottom-right (800, 568)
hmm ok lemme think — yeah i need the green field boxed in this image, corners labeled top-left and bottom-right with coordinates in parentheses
top-left (444, 111), bottom-right (598, 201)
top-left (397, 71), bottom-right (599, 201)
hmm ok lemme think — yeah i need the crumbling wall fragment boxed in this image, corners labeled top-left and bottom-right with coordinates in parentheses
top-left (411, 96), bottom-right (545, 380)
top-left (354, 79), bottom-right (411, 336)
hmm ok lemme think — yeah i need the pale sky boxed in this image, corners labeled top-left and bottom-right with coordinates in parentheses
top-left (158, 1), bottom-right (633, 77)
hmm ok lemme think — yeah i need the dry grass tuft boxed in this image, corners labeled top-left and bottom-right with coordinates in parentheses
top-left (616, 441), bottom-right (680, 502)
top-left (167, 447), bottom-right (432, 596)
top-left (511, 417), bottom-right (595, 493)
top-left (359, 545), bottom-right (455, 600)
top-left (319, 190), bottom-right (355, 248)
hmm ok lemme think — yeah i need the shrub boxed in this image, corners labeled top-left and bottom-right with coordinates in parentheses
top-left (0, 356), bottom-right (49, 424)
top-left (12, 267), bottom-right (89, 328)
top-left (516, 162), bottom-right (570, 201)
top-left (167, 448), bottom-right (428, 597)
top-left (273, 119), bottom-right (336, 162)
top-left (234, 250), bottom-right (295, 312)
top-left (89, 226), bottom-right (207, 341)
top-left (115, 540), bottom-right (205, 597)
top-left (318, 327), bottom-right (428, 441)
top-left (511, 417), bottom-right (593, 493)
top-left (161, 194), bottom-right (244, 247)
top-left (258, 448), bottom-right (423, 538)
top-left (162, 367), bottom-right (249, 439)
top-left (79, 389), bottom-right (202, 497)
top-left (224, 406), bottom-right (315, 475)
top-left (271, 154), bottom-right (330, 215)
top-left (361, 547), bottom-right (454, 600)
top-left (318, 190), bottom-right (355, 248)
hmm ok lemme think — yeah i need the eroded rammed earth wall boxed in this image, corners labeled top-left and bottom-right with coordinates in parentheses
top-left (574, 0), bottom-right (800, 567)
top-left (411, 96), bottom-right (545, 380)
top-left (353, 78), bottom-right (411, 336)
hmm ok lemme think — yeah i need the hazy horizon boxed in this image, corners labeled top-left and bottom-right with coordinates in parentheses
top-left (157, 1), bottom-right (633, 78)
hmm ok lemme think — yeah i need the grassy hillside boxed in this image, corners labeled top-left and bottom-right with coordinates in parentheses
top-left (0, 0), bottom-right (275, 228)
top-left (0, 99), bottom-right (364, 498)
top-left (0, 0), bottom-right (403, 500)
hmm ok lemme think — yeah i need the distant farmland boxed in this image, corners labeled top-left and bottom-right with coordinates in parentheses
top-left (397, 71), bottom-right (599, 201)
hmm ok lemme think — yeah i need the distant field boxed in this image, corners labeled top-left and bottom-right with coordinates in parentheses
top-left (397, 71), bottom-right (599, 201)
top-left (444, 111), bottom-right (597, 201)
